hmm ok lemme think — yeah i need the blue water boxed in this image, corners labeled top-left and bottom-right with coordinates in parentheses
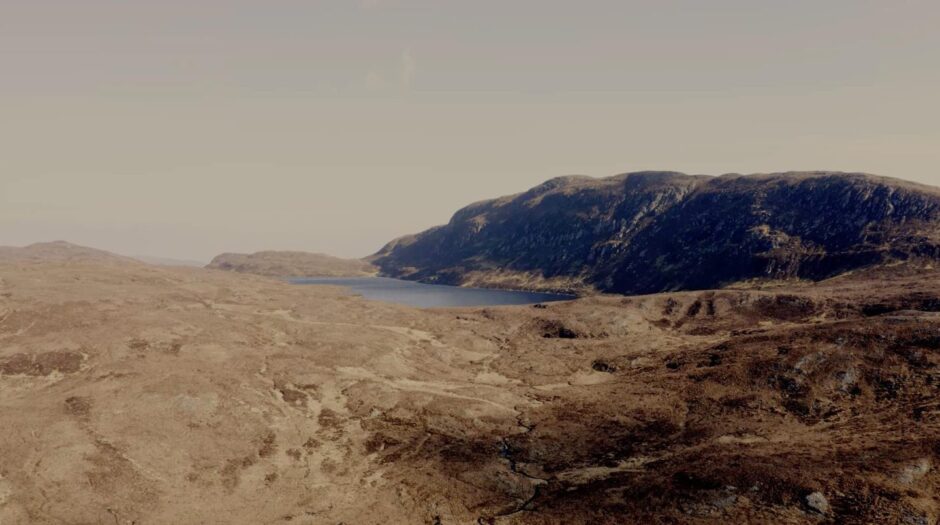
top-left (289, 277), bottom-right (574, 308)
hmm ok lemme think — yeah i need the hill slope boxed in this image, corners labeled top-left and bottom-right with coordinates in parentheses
top-left (371, 172), bottom-right (940, 294)
top-left (207, 250), bottom-right (377, 278)
top-left (0, 241), bottom-right (140, 265)
top-left (2, 246), bottom-right (939, 523)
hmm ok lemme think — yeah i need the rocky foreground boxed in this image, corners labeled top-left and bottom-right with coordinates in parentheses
top-left (1, 244), bottom-right (938, 524)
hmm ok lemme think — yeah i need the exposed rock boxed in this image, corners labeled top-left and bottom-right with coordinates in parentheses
top-left (805, 492), bottom-right (830, 515)
top-left (898, 459), bottom-right (932, 485)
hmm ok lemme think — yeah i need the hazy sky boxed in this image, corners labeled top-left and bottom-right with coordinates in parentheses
top-left (2, 0), bottom-right (939, 261)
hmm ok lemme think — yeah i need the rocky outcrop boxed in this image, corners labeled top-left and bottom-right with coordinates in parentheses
top-left (371, 172), bottom-right (940, 294)
top-left (207, 250), bottom-right (377, 278)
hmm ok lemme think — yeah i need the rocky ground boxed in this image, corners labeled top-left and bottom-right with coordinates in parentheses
top-left (1, 244), bottom-right (938, 524)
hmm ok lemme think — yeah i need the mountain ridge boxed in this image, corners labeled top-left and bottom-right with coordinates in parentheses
top-left (371, 171), bottom-right (940, 294)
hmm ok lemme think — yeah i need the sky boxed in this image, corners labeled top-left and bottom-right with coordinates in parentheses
top-left (2, 0), bottom-right (939, 261)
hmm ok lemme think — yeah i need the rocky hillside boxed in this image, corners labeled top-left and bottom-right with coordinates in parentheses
top-left (207, 250), bottom-right (377, 278)
top-left (371, 172), bottom-right (940, 294)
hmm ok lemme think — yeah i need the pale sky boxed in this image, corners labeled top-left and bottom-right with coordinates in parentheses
top-left (2, 0), bottom-right (939, 261)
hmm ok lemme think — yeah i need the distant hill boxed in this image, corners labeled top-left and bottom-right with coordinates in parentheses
top-left (132, 255), bottom-right (206, 267)
top-left (0, 241), bottom-right (139, 265)
top-left (371, 171), bottom-right (940, 294)
top-left (207, 250), bottom-right (377, 278)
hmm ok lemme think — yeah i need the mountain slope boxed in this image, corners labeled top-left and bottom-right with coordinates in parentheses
top-left (207, 250), bottom-right (377, 278)
top-left (371, 172), bottom-right (940, 294)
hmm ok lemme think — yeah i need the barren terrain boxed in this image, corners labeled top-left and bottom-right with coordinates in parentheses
top-left (1, 243), bottom-right (938, 524)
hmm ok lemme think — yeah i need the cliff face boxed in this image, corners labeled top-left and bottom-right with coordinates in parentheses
top-left (207, 250), bottom-right (377, 278)
top-left (371, 172), bottom-right (940, 294)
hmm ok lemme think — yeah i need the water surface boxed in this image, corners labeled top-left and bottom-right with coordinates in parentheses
top-left (290, 276), bottom-right (573, 308)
